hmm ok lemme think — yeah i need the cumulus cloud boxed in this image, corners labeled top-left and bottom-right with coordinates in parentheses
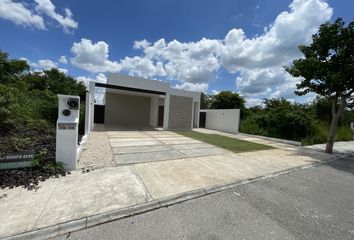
top-left (76, 73), bottom-right (107, 86)
top-left (0, 0), bottom-right (77, 32)
top-left (21, 57), bottom-right (68, 74)
top-left (211, 90), bottom-right (220, 95)
top-left (0, 0), bottom-right (45, 29)
top-left (221, 0), bottom-right (332, 72)
top-left (76, 73), bottom-right (107, 104)
top-left (69, 0), bottom-right (332, 105)
top-left (174, 82), bottom-right (208, 92)
top-left (71, 39), bottom-right (121, 73)
top-left (37, 59), bottom-right (56, 69)
top-left (58, 55), bottom-right (68, 64)
top-left (35, 0), bottom-right (78, 32)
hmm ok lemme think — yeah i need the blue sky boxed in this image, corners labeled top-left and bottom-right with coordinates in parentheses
top-left (0, 0), bottom-right (353, 106)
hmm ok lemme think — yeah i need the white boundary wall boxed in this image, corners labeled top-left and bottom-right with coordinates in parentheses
top-left (201, 109), bottom-right (240, 134)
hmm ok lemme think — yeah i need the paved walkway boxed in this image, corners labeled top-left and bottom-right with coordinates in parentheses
top-left (0, 127), bottom-right (352, 239)
top-left (304, 141), bottom-right (354, 154)
top-left (54, 156), bottom-right (354, 240)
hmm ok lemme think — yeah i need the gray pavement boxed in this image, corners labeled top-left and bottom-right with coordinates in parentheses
top-left (1, 126), bottom-right (352, 239)
top-left (54, 156), bottom-right (354, 240)
top-left (305, 141), bottom-right (354, 154)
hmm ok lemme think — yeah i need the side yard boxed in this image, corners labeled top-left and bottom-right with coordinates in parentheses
top-left (175, 131), bottom-right (274, 153)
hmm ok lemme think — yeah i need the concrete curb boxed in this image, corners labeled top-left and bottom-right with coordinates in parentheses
top-left (237, 133), bottom-right (302, 146)
top-left (2, 153), bottom-right (351, 240)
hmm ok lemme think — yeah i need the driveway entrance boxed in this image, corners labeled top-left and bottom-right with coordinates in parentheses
top-left (108, 128), bottom-right (231, 165)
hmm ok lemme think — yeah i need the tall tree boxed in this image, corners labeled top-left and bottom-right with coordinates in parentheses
top-left (286, 18), bottom-right (354, 153)
top-left (200, 92), bottom-right (210, 109)
top-left (210, 91), bottom-right (245, 109)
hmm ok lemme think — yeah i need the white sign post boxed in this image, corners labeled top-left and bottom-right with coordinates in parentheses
top-left (56, 94), bottom-right (80, 170)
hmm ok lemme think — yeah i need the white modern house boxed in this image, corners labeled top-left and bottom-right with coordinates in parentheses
top-left (89, 73), bottom-right (201, 130)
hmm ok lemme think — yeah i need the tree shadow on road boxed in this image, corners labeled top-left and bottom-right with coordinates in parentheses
top-left (324, 156), bottom-right (354, 175)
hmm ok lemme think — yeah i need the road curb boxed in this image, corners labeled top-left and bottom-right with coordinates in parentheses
top-left (2, 153), bottom-right (351, 240)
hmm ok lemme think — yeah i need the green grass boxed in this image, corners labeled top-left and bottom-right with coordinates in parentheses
top-left (175, 131), bottom-right (275, 153)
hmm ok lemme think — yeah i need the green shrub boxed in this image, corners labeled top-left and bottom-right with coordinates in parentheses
top-left (336, 126), bottom-right (353, 141)
top-left (240, 115), bottom-right (267, 135)
top-left (301, 121), bottom-right (328, 145)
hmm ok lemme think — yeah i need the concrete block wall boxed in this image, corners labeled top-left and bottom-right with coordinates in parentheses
top-left (168, 95), bottom-right (193, 130)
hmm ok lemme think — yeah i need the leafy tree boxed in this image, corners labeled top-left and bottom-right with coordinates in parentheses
top-left (0, 50), bottom-right (87, 161)
top-left (0, 51), bottom-right (29, 84)
top-left (286, 18), bottom-right (354, 153)
top-left (209, 91), bottom-right (245, 109)
top-left (263, 98), bottom-right (293, 110)
top-left (25, 69), bottom-right (86, 99)
top-left (200, 92), bottom-right (211, 109)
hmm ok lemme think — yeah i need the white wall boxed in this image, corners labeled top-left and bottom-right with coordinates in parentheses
top-left (201, 109), bottom-right (240, 134)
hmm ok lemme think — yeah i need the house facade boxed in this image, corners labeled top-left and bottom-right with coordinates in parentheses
top-left (89, 73), bottom-right (201, 130)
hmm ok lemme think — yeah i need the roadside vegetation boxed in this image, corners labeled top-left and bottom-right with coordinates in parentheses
top-left (175, 131), bottom-right (274, 153)
top-left (0, 51), bottom-right (86, 189)
top-left (202, 92), bottom-right (353, 146)
top-left (202, 18), bottom-right (354, 149)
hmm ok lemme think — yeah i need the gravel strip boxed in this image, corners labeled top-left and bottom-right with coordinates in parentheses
top-left (77, 125), bottom-right (116, 169)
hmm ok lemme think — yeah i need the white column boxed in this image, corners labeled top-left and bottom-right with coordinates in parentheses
top-left (84, 91), bottom-right (90, 135)
top-left (56, 95), bottom-right (80, 170)
top-left (149, 96), bottom-right (158, 127)
top-left (191, 101), bottom-right (195, 129)
top-left (89, 81), bottom-right (95, 131)
top-left (163, 93), bottom-right (170, 130)
top-left (195, 100), bottom-right (200, 128)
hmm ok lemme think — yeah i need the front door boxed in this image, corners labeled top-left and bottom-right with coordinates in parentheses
top-left (158, 106), bottom-right (164, 127)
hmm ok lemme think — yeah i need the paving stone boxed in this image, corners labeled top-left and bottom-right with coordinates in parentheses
top-left (159, 139), bottom-right (202, 145)
top-left (109, 137), bottom-right (159, 143)
top-left (114, 150), bottom-right (186, 165)
top-left (178, 147), bottom-right (231, 157)
top-left (110, 141), bottom-right (162, 147)
top-left (112, 145), bottom-right (173, 154)
top-left (170, 143), bottom-right (215, 150)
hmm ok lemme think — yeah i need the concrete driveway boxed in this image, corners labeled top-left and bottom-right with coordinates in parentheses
top-left (109, 130), bottom-right (231, 165)
top-left (0, 125), bottom-right (344, 239)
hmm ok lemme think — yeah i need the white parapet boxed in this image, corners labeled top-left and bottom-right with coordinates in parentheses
top-left (56, 94), bottom-right (80, 170)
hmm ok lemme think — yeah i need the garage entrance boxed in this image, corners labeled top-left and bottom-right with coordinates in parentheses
top-left (94, 82), bottom-right (166, 128)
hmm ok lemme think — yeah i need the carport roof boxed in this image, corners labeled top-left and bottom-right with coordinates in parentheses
top-left (95, 82), bottom-right (166, 95)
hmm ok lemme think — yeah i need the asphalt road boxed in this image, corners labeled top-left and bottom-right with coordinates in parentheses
top-left (55, 156), bottom-right (354, 240)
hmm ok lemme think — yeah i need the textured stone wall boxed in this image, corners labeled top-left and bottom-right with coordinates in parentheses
top-left (168, 95), bottom-right (193, 129)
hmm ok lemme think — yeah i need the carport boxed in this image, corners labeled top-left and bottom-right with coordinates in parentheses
top-left (88, 73), bottom-right (201, 130)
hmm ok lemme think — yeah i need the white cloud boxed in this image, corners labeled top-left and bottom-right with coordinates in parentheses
top-left (0, 0), bottom-right (45, 29)
top-left (174, 82), bottom-right (208, 92)
top-left (38, 59), bottom-right (56, 69)
top-left (35, 0), bottom-right (78, 32)
top-left (68, 0), bottom-right (332, 105)
top-left (221, 0), bottom-right (332, 72)
top-left (58, 68), bottom-right (68, 74)
top-left (76, 74), bottom-right (107, 104)
top-left (58, 55), bottom-right (68, 64)
top-left (0, 0), bottom-right (77, 32)
top-left (71, 38), bottom-right (121, 73)
top-left (21, 57), bottom-right (68, 74)
top-left (211, 90), bottom-right (220, 95)
top-left (118, 56), bottom-right (166, 78)
top-left (245, 98), bottom-right (264, 108)
top-left (76, 73), bottom-right (107, 86)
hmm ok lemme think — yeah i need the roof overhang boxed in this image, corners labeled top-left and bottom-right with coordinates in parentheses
top-left (95, 82), bottom-right (166, 95)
